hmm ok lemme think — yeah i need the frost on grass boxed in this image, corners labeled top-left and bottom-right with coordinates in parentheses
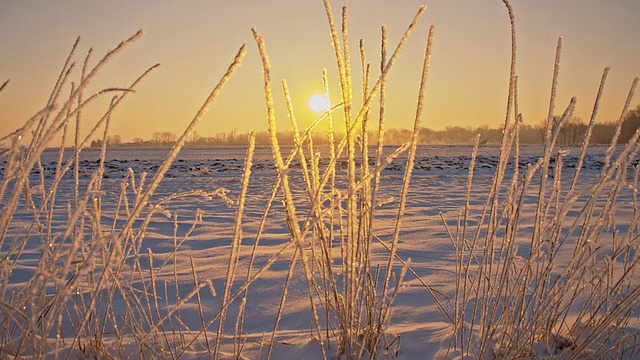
top-left (2, 1), bottom-right (640, 360)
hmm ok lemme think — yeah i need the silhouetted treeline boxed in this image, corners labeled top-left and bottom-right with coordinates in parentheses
top-left (92, 105), bottom-right (640, 147)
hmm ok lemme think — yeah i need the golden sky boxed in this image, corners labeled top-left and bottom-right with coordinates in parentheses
top-left (1, 0), bottom-right (639, 142)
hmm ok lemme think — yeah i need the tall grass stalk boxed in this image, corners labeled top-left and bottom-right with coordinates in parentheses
top-left (236, 4), bottom-right (445, 358)
top-left (311, 3), bottom-right (445, 357)
top-left (0, 31), bottom-right (249, 359)
top-left (251, 26), bottom-right (328, 359)
top-left (216, 131), bottom-right (255, 359)
top-left (5, 1), bottom-right (639, 359)
top-left (448, 2), bottom-right (640, 358)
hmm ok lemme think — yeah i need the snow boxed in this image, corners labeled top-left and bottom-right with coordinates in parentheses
top-left (1, 144), bottom-right (639, 359)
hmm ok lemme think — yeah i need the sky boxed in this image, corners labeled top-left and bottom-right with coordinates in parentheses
top-left (1, 0), bottom-right (639, 143)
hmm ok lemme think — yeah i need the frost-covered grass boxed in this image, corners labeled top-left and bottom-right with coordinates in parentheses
top-left (448, 40), bottom-right (640, 360)
top-left (442, 4), bottom-right (640, 358)
top-left (2, 1), bottom-right (640, 359)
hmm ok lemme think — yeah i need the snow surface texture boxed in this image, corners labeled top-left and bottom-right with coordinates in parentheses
top-left (14, 145), bottom-right (629, 180)
top-left (2, 145), bottom-right (639, 359)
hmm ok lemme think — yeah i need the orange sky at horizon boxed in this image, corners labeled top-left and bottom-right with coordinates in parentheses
top-left (0, 0), bottom-right (639, 144)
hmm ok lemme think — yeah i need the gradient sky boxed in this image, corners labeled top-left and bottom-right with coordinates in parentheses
top-left (1, 0), bottom-right (639, 142)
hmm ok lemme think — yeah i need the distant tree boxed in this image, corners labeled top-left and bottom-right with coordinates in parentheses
top-left (213, 132), bottom-right (227, 144)
top-left (418, 127), bottom-right (435, 144)
top-left (188, 131), bottom-right (201, 144)
top-left (132, 137), bottom-right (144, 144)
top-left (477, 125), bottom-right (501, 144)
top-left (152, 131), bottom-right (177, 145)
top-left (620, 105), bottom-right (640, 144)
top-left (106, 135), bottom-right (122, 147)
top-left (255, 131), bottom-right (270, 145)
top-left (276, 131), bottom-right (295, 145)
top-left (592, 123), bottom-right (617, 144)
top-left (558, 116), bottom-right (587, 146)
top-left (442, 126), bottom-right (474, 144)
top-left (520, 124), bottom-right (544, 144)
top-left (385, 128), bottom-right (412, 145)
top-left (229, 128), bottom-right (238, 144)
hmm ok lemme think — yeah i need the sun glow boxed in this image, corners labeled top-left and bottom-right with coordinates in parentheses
top-left (308, 93), bottom-right (330, 113)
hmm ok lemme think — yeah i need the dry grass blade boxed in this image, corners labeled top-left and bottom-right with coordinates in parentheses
top-left (251, 26), bottom-right (327, 360)
top-left (379, 24), bottom-right (436, 330)
top-left (0, 79), bottom-right (9, 94)
top-left (115, 44), bottom-right (245, 245)
top-left (3, 2), bottom-right (639, 359)
top-left (215, 132), bottom-right (255, 359)
top-left (449, 4), bottom-right (640, 357)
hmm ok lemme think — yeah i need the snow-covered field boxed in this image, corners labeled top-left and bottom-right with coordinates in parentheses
top-left (2, 2), bottom-right (639, 357)
top-left (2, 144), bottom-right (640, 359)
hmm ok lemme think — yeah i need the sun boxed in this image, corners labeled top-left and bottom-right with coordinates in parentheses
top-left (308, 94), bottom-right (330, 113)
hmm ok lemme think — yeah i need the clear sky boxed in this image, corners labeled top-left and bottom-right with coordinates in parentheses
top-left (1, 0), bottom-right (639, 142)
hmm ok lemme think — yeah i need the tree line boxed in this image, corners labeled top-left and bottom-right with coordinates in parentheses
top-left (92, 105), bottom-right (640, 148)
